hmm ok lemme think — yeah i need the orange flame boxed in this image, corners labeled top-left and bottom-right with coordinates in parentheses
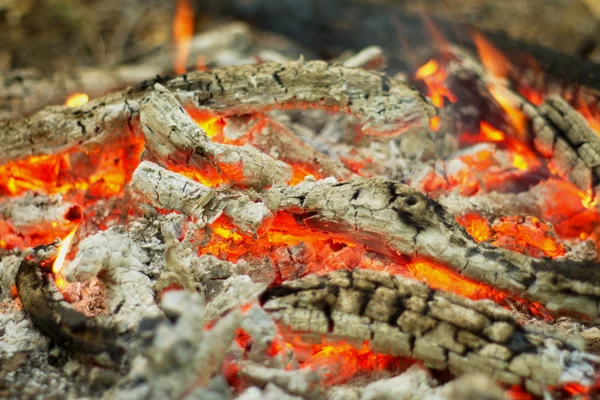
top-left (65, 93), bottom-right (89, 107)
top-left (52, 224), bottom-right (79, 290)
top-left (173, 0), bottom-right (194, 75)
top-left (473, 31), bottom-right (510, 79)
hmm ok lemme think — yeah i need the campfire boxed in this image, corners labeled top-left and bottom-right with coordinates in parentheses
top-left (2, 4), bottom-right (600, 399)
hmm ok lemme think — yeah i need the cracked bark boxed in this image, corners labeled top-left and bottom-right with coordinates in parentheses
top-left (0, 60), bottom-right (436, 165)
top-left (261, 269), bottom-right (600, 396)
top-left (266, 178), bottom-right (600, 319)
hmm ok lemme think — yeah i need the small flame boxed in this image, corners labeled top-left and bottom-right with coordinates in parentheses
top-left (473, 31), bottom-right (510, 79)
top-left (173, 0), bottom-right (194, 75)
top-left (52, 224), bottom-right (79, 290)
top-left (487, 85), bottom-right (527, 138)
top-left (65, 93), bottom-right (89, 107)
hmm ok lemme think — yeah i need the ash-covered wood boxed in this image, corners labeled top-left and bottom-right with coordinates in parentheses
top-left (262, 269), bottom-right (600, 395)
top-left (0, 60), bottom-right (435, 164)
top-left (131, 160), bottom-right (273, 233)
top-left (140, 84), bottom-right (293, 189)
top-left (15, 245), bottom-right (121, 361)
top-left (128, 161), bottom-right (600, 319)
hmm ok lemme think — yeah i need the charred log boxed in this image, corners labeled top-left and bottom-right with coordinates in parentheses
top-left (0, 60), bottom-right (436, 164)
top-left (262, 269), bottom-right (600, 396)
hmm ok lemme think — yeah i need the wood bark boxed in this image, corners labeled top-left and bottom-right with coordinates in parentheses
top-left (262, 269), bottom-right (600, 396)
top-left (0, 60), bottom-right (436, 165)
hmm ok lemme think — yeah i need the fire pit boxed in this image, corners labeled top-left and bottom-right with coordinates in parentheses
top-left (1, 2), bottom-right (600, 399)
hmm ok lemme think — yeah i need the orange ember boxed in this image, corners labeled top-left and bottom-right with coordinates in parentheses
top-left (406, 257), bottom-right (507, 303)
top-left (458, 213), bottom-right (565, 259)
top-left (173, 0), bottom-right (194, 75)
top-left (65, 93), bottom-right (89, 107)
top-left (492, 216), bottom-right (565, 258)
top-left (301, 341), bottom-right (404, 386)
top-left (0, 135), bottom-right (145, 198)
top-left (458, 213), bottom-right (492, 242)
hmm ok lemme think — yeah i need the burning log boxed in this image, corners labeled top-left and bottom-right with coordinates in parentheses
top-left (0, 60), bottom-right (436, 164)
top-left (261, 269), bottom-right (600, 396)
top-left (15, 243), bottom-right (121, 361)
top-left (129, 160), bottom-right (600, 319)
top-left (140, 83), bottom-right (293, 189)
top-left (269, 178), bottom-right (600, 318)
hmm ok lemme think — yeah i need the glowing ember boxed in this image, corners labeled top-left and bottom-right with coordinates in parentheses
top-left (52, 224), bottom-right (79, 290)
top-left (173, 0), bottom-right (194, 75)
top-left (458, 213), bottom-right (565, 259)
top-left (65, 93), bottom-right (89, 107)
top-left (0, 135), bottom-right (145, 198)
top-left (300, 341), bottom-right (403, 386)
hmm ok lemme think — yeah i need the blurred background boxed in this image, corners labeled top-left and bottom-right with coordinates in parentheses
top-left (1, 0), bottom-right (598, 78)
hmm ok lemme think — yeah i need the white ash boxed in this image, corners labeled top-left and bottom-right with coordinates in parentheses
top-left (62, 225), bottom-right (161, 332)
top-left (205, 275), bottom-right (267, 321)
top-left (114, 291), bottom-right (242, 400)
top-left (237, 361), bottom-right (323, 399)
top-left (0, 309), bottom-right (48, 357)
top-left (154, 226), bottom-right (196, 293)
top-left (236, 384), bottom-right (305, 400)
top-left (0, 193), bottom-right (75, 232)
top-left (358, 366), bottom-right (439, 400)
top-left (241, 305), bottom-right (296, 369)
top-left (188, 254), bottom-right (276, 299)
top-left (0, 255), bottom-right (21, 300)
top-left (0, 310), bottom-right (95, 399)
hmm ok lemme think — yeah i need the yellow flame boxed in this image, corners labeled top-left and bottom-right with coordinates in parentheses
top-left (415, 59), bottom-right (439, 80)
top-left (52, 224), bottom-right (79, 289)
top-left (65, 93), bottom-right (89, 107)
